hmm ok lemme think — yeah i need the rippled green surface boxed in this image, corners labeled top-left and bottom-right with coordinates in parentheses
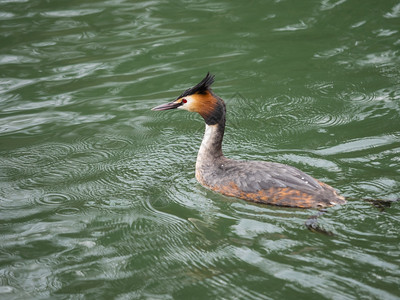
top-left (1, 0), bottom-right (399, 299)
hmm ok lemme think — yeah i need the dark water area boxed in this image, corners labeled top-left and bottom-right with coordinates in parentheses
top-left (0, 0), bottom-right (399, 299)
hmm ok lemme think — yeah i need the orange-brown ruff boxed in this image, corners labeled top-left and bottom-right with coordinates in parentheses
top-left (152, 73), bottom-right (346, 209)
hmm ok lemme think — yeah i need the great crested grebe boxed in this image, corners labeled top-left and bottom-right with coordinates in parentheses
top-left (152, 73), bottom-right (346, 209)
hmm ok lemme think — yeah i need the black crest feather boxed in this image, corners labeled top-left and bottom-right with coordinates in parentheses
top-left (177, 72), bottom-right (215, 99)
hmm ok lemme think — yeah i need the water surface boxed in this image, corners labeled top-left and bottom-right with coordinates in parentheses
top-left (0, 0), bottom-right (399, 299)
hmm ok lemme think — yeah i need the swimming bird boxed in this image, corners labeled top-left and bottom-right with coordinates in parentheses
top-left (152, 73), bottom-right (346, 209)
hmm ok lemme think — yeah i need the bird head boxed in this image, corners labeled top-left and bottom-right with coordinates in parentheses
top-left (152, 73), bottom-right (225, 125)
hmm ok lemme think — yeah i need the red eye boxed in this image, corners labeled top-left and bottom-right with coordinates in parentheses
top-left (182, 99), bottom-right (187, 103)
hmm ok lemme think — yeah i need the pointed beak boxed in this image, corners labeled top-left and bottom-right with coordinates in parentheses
top-left (151, 101), bottom-right (182, 111)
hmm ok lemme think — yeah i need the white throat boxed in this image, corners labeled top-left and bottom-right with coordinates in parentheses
top-left (198, 124), bottom-right (215, 156)
top-left (196, 124), bottom-right (223, 168)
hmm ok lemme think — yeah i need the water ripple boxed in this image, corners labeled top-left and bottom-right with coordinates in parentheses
top-left (40, 9), bottom-right (103, 18)
top-left (35, 192), bottom-right (75, 206)
top-left (314, 135), bottom-right (396, 156)
top-left (5, 142), bottom-right (71, 167)
top-left (273, 19), bottom-right (310, 32)
top-left (384, 3), bottom-right (400, 18)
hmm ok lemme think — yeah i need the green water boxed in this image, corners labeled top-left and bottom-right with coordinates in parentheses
top-left (1, 0), bottom-right (399, 299)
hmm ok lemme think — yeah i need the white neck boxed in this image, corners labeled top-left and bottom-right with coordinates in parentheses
top-left (196, 124), bottom-right (224, 168)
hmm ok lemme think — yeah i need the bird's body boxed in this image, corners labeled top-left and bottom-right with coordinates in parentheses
top-left (152, 73), bottom-right (346, 209)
